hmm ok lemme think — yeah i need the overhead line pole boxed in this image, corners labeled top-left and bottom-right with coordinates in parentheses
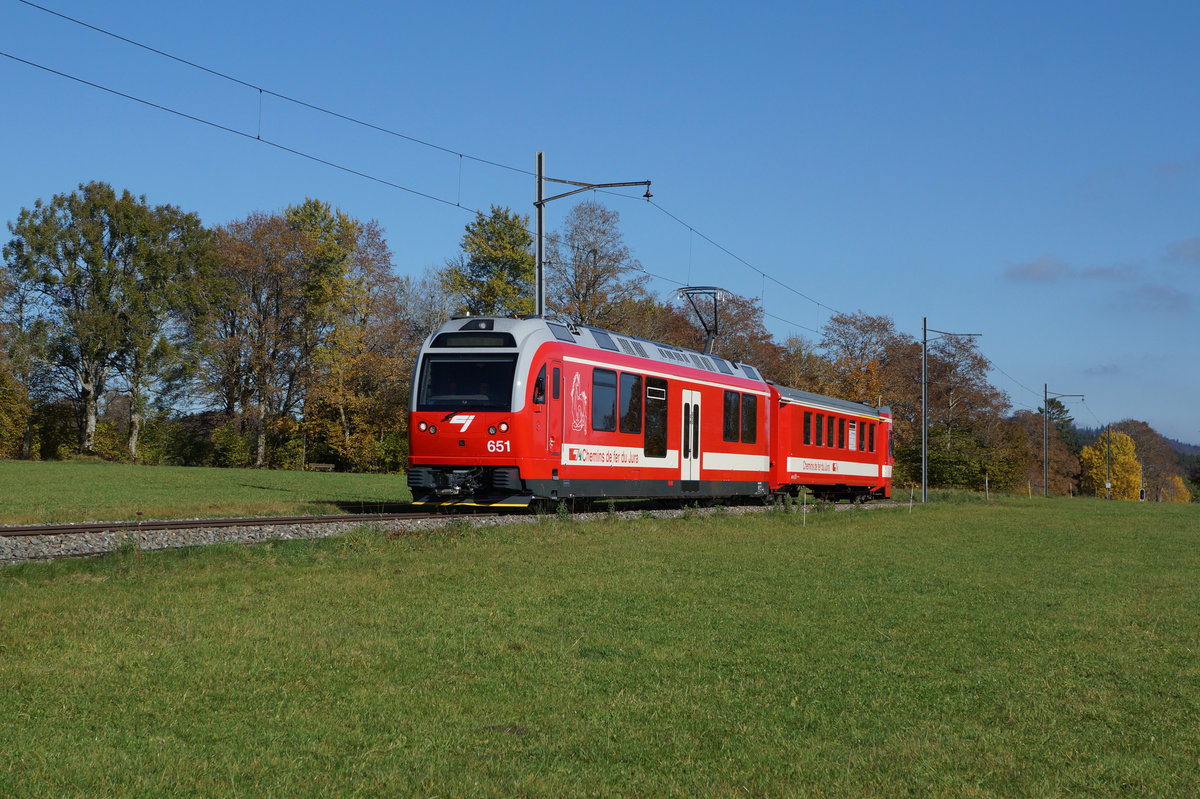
top-left (1043, 384), bottom-right (1083, 498)
top-left (534, 152), bottom-right (651, 318)
top-left (922, 318), bottom-right (981, 503)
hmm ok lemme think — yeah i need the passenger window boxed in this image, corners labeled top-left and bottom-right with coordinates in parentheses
top-left (815, 414), bottom-right (824, 446)
top-left (826, 416), bottom-right (835, 448)
top-left (644, 378), bottom-right (668, 458)
top-left (619, 373), bottom-right (643, 434)
top-left (533, 365), bottom-right (546, 405)
top-left (723, 391), bottom-right (740, 442)
top-left (869, 423), bottom-right (876, 453)
top-left (803, 411), bottom-right (812, 445)
top-left (592, 369), bottom-right (617, 432)
top-left (740, 393), bottom-right (757, 444)
top-left (552, 367), bottom-right (560, 400)
top-left (838, 418), bottom-right (846, 449)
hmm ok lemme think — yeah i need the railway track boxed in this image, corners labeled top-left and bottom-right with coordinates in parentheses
top-left (0, 507), bottom-right (503, 565)
top-left (1, 500), bottom-right (901, 565)
top-left (0, 508), bottom-right (484, 538)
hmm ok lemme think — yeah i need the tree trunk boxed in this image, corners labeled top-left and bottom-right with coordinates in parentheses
top-left (128, 405), bottom-right (141, 462)
top-left (254, 403), bottom-right (267, 468)
top-left (339, 403), bottom-right (351, 444)
top-left (81, 384), bottom-right (98, 453)
top-left (21, 415), bottom-right (34, 460)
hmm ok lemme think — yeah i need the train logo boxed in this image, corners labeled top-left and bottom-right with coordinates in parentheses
top-left (570, 372), bottom-right (588, 432)
top-left (448, 414), bottom-right (476, 432)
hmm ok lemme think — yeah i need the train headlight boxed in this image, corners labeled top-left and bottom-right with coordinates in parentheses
top-left (488, 426), bottom-right (497, 435)
top-left (418, 421), bottom-right (428, 432)
top-left (428, 425), bottom-right (437, 435)
top-left (499, 422), bottom-right (509, 433)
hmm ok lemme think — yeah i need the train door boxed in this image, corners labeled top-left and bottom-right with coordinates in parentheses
top-left (547, 360), bottom-right (562, 455)
top-left (681, 389), bottom-right (701, 482)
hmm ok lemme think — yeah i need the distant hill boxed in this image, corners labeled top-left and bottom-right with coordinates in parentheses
top-left (1167, 437), bottom-right (1200, 457)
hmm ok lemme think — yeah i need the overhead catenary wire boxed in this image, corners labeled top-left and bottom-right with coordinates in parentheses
top-left (0, 50), bottom-right (482, 214)
top-left (15, 0), bottom-right (532, 177)
top-left (16, 0), bottom-right (850, 326)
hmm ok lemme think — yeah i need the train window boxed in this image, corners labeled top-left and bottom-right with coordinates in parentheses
top-left (826, 416), bottom-right (835, 448)
top-left (552, 367), bottom-right (560, 400)
top-left (533, 365), bottom-right (546, 405)
top-left (869, 423), bottom-right (876, 453)
top-left (741, 393), bottom-right (757, 444)
top-left (723, 391), bottom-right (740, 442)
top-left (644, 378), bottom-right (668, 458)
top-left (837, 418), bottom-right (846, 449)
top-left (416, 354), bottom-right (518, 412)
top-left (591, 329), bottom-right (619, 351)
top-left (431, 332), bottom-right (516, 348)
top-left (804, 411), bottom-right (812, 445)
top-left (592, 369), bottom-right (617, 432)
top-left (547, 321), bottom-right (576, 343)
top-left (619, 373), bottom-right (643, 434)
top-left (815, 414), bottom-right (824, 446)
top-left (858, 421), bottom-right (866, 451)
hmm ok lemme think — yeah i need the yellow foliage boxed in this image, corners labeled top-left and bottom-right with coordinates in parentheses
top-left (1078, 431), bottom-right (1141, 500)
top-left (1168, 475), bottom-right (1192, 503)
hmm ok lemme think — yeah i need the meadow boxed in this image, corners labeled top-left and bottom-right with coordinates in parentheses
top-left (0, 460), bottom-right (412, 525)
top-left (2, 494), bottom-right (1198, 796)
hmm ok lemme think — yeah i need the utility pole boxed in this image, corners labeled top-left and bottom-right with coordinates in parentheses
top-left (922, 318), bottom-right (981, 503)
top-left (1043, 385), bottom-right (1083, 498)
top-left (1106, 426), bottom-right (1112, 500)
top-left (533, 152), bottom-right (651, 318)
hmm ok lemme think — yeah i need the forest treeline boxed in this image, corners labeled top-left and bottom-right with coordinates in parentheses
top-left (2, 181), bottom-right (1196, 500)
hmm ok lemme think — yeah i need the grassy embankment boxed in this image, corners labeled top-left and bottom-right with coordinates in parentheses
top-left (0, 460), bottom-right (412, 525)
top-left (2, 495), bottom-right (1198, 796)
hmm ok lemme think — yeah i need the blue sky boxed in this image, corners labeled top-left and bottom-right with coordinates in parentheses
top-left (3, 0), bottom-right (1198, 443)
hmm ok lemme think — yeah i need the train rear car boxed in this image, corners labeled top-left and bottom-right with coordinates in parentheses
top-left (769, 386), bottom-right (892, 501)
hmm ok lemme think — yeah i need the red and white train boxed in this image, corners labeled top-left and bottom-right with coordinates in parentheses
top-left (407, 316), bottom-right (892, 507)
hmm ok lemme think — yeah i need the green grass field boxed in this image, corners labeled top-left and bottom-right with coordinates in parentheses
top-left (3, 495), bottom-right (1198, 796)
top-left (0, 460), bottom-right (412, 525)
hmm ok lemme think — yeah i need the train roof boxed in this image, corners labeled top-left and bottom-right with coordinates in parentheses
top-left (773, 384), bottom-right (890, 419)
top-left (436, 316), bottom-right (768, 384)
top-left (430, 316), bottom-right (889, 418)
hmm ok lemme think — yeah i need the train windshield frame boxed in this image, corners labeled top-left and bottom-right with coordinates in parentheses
top-left (416, 354), bottom-right (519, 412)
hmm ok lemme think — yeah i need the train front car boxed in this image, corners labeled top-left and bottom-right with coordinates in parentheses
top-left (407, 315), bottom-right (776, 507)
top-left (407, 318), bottom-right (544, 507)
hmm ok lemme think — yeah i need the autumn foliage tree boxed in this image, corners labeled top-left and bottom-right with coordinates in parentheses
top-left (545, 201), bottom-right (649, 329)
top-left (304, 221), bottom-right (414, 471)
top-left (202, 212), bottom-right (319, 466)
top-left (1079, 430), bottom-right (1141, 500)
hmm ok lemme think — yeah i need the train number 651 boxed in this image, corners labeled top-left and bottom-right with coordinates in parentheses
top-left (487, 440), bottom-right (511, 453)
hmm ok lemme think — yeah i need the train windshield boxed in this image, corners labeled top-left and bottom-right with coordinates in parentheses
top-left (416, 354), bottom-right (518, 412)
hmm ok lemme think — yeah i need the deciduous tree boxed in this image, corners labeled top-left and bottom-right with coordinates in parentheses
top-left (440, 206), bottom-right (534, 318)
top-left (203, 212), bottom-right (316, 466)
top-left (545, 201), bottom-right (649, 329)
top-left (3, 181), bottom-right (210, 455)
top-left (1112, 419), bottom-right (1183, 501)
top-left (1079, 430), bottom-right (1141, 500)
